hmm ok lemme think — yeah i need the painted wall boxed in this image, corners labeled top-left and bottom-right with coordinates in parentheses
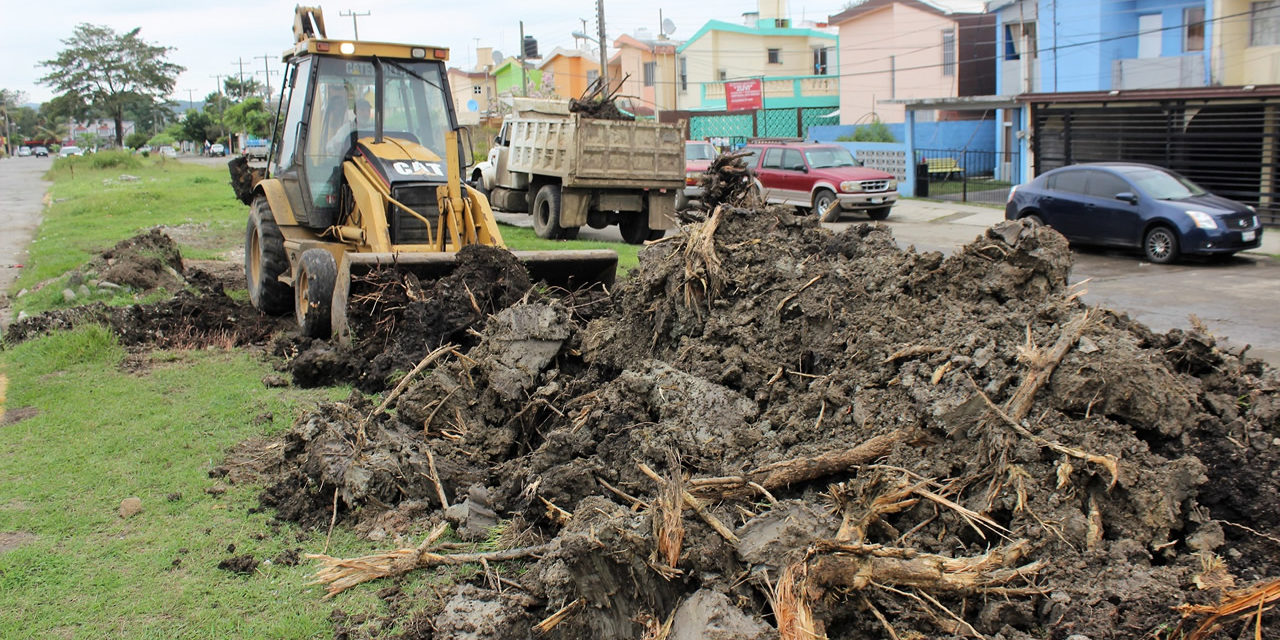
top-left (1038, 0), bottom-right (1210, 91)
top-left (493, 59), bottom-right (543, 96)
top-left (995, 0), bottom-right (1040, 95)
top-left (833, 3), bottom-right (962, 125)
top-left (676, 21), bottom-right (837, 110)
top-left (810, 119), bottom-right (997, 153)
top-left (1215, 0), bottom-right (1280, 85)
top-left (541, 54), bottom-right (600, 99)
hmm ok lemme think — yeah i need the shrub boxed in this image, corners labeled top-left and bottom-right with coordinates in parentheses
top-left (87, 151), bottom-right (141, 170)
top-left (836, 120), bottom-right (897, 143)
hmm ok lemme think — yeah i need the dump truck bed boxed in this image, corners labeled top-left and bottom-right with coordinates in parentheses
top-left (507, 113), bottom-right (684, 189)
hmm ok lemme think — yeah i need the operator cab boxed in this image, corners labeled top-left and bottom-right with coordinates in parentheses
top-left (270, 38), bottom-right (458, 242)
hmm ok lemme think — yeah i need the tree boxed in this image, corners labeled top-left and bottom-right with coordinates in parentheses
top-left (0, 89), bottom-right (23, 155)
top-left (224, 77), bottom-right (264, 101)
top-left (39, 24), bottom-right (184, 148)
top-left (223, 97), bottom-right (273, 139)
top-left (179, 109), bottom-right (216, 144)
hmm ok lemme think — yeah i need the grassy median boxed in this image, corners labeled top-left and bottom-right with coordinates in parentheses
top-left (0, 156), bottom-right (634, 637)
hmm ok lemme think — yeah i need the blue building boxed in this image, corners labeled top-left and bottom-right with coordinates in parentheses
top-left (989, 0), bottom-right (1213, 93)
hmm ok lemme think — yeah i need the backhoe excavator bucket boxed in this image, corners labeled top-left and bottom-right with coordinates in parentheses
top-left (329, 249), bottom-right (618, 344)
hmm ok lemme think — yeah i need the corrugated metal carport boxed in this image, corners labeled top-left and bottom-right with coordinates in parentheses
top-left (1022, 86), bottom-right (1280, 226)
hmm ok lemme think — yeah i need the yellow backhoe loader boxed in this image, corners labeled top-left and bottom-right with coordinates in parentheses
top-left (234, 7), bottom-right (617, 342)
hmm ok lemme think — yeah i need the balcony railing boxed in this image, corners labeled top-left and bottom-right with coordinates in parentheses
top-left (1112, 55), bottom-right (1204, 90)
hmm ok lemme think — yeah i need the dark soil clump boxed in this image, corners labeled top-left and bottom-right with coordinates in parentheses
top-left (242, 208), bottom-right (1277, 639)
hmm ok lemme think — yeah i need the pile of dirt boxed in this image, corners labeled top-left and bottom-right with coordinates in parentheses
top-left (249, 206), bottom-right (1279, 639)
top-left (4, 231), bottom-right (285, 349)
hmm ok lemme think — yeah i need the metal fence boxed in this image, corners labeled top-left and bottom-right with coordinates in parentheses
top-left (914, 148), bottom-right (1019, 205)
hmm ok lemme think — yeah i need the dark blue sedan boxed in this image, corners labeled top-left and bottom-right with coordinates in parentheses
top-left (1005, 163), bottom-right (1263, 263)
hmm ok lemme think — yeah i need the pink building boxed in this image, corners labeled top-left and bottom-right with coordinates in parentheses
top-left (828, 0), bottom-right (995, 125)
top-left (606, 32), bottom-right (682, 116)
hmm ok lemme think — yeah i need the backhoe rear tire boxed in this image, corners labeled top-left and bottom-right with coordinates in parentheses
top-left (245, 196), bottom-right (292, 316)
top-left (533, 184), bottom-right (566, 239)
top-left (295, 249), bottom-right (337, 339)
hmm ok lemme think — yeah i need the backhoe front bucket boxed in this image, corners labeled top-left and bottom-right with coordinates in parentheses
top-left (330, 249), bottom-right (619, 344)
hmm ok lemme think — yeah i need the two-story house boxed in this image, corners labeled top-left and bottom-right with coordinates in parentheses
top-left (1214, 0), bottom-right (1280, 85)
top-left (606, 30), bottom-right (682, 116)
top-left (539, 48), bottom-right (601, 99)
top-left (492, 57), bottom-right (545, 98)
top-left (828, 0), bottom-right (995, 125)
top-left (675, 3), bottom-right (838, 114)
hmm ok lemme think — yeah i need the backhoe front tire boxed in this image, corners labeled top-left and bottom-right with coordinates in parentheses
top-left (245, 196), bottom-right (292, 316)
top-left (532, 184), bottom-right (566, 239)
top-left (295, 249), bottom-right (337, 339)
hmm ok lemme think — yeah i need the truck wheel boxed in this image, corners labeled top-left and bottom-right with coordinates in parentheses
top-left (648, 228), bottom-right (666, 241)
top-left (619, 215), bottom-right (653, 245)
top-left (532, 184), bottom-right (565, 239)
top-left (245, 196), bottom-right (292, 315)
top-left (295, 249), bottom-right (337, 339)
top-left (814, 189), bottom-right (839, 222)
top-left (470, 171), bottom-right (490, 201)
top-left (867, 206), bottom-right (892, 221)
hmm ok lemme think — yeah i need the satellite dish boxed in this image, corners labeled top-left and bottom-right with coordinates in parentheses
top-left (492, 50), bottom-right (504, 64)
top-left (662, 18), bottom-right (676, 35)
top-left (466, 99), bottom-right (480, 112)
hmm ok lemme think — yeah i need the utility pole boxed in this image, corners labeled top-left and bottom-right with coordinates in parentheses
top-left (210, 74), bottom-right (225, 96)
top-left (255, 54), bottom-right (278, 101)
top-left (596, 0), bottom-right (608, 94)
top-left (340, 9), bottom-right (370, 40)
top-left (185, 89), bottom-right (195, 110)
top-left (519, 21), bottom-right (528, 97)
top-left (232, 58), bottom-right (249, 99)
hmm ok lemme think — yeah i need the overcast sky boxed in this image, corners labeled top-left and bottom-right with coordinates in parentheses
top-left (0, 0), bottom-right (856, 106)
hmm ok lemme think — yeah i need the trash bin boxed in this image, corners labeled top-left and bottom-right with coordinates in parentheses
top-left (914, 161), bottom-right (929, 197)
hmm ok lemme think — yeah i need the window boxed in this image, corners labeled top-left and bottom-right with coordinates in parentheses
top-left (768, 48), bottom-right (782, 64)
top-left (1252, 1), bottom-right (1280, 46)
top-left (586, 69), bottom-right (600, 85)
top-left (781, 149), bottom-right (805, 171)
top-left (679, 57), bottom-right (687, 92)
top-left (718, 69), bottom-right (728, 81)
top-left (472, 85), bottom-right (482, 94)
top-left (1084, 171), bottom-right (1131, 199)
top-left (941, 29), bottom-right (956, 76)
top-left (1184, 7), bottom-right (1205, 52)
top-left (813, 47), bottom-right (829, 75)
top-left (1004, 22), bottom-right (1037, 61)
top-left (643, 61), bottom-right (656, 87)
top-left (1051, 170), bottom-right (1089, 194)
top-left (761, 148), bottom-right (784, 169)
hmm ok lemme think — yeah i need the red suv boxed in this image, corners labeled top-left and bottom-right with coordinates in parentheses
top-left (741, 142), bottom-right (898, 220)
top-left (677, 140), bottom-right (717, 210)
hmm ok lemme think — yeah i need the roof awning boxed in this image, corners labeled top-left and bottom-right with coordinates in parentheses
top-left (880, 95), bottom-right (1021, 110)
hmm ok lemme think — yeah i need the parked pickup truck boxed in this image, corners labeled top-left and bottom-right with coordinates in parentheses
top-left (244, 139), bottom-right (270, 161)
top-left (472, 98), bottom-right (684, 244)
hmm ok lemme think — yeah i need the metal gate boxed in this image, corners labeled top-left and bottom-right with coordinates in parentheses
top-left (915, 147), bottom-right (1020, 204)
top-left (1032, 101), bottom-right (1279, 226)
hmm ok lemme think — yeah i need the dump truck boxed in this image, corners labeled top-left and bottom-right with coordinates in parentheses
top-left (231, 7), bottom-right (616, 342)
top-left (472, 99), bottom-right (684, 244)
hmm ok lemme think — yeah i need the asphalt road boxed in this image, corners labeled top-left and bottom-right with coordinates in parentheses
top-left (0, 156), bottom-right (52, 329)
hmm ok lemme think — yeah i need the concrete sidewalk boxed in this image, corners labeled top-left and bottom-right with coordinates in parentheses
top-left (894, 197), bottom-right (1279, 256)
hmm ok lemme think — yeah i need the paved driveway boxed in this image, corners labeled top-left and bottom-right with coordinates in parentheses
top-left (0, 156), bottom-right (52, 328)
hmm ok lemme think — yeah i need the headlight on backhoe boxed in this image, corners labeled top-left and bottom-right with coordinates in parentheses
top-left (840, 181), bottom-right (863, 193)
top-left (1185, 210), bottom-right (1218, 230)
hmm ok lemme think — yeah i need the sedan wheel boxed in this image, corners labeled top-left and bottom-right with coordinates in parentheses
top-left (1143, 226), bottom-right (1180, 264)
top-left (1022, 213), bottom-right (1045, 227)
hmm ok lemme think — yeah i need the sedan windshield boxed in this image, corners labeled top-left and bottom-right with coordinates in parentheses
top-left (1117, 167), bottom-right (1207, 200)
top-left (804, 147), bottom-right (857, 168)
top-left (686, 143), bottom-right (716, 161)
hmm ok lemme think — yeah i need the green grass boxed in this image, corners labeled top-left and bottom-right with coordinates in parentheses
top-left (0, 153), bottom-right (643, 638)
top-left (0, 327), bottom-right (434, 638)
top-left (17, 159), bottom-right (246, 295)
top-left (498, 224), bottom-right (642, 275)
